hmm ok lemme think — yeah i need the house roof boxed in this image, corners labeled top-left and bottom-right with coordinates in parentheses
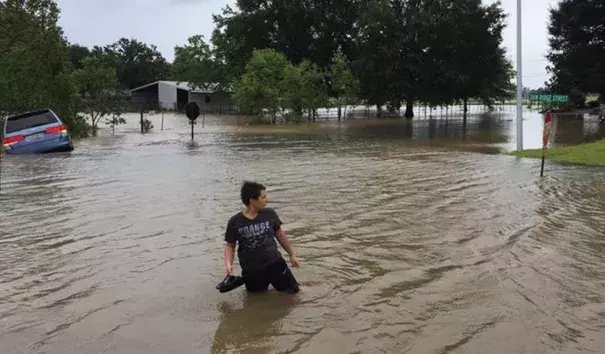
top-left (130, 80), bottom-right (229, 94)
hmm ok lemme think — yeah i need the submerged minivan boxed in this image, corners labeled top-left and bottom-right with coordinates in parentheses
top-left (2, 109), bottom-right (74, 154)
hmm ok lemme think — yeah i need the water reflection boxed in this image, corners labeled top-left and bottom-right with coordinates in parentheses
top-left (538, 113), bottom-right (605, 149)
top-left (211, 109), bottom-right (605, 154)
top-left (211, 293), bottom-right (297, 354)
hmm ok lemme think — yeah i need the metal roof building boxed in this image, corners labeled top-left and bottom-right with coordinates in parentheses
top-left (129, 80), bottom-right (235, 112)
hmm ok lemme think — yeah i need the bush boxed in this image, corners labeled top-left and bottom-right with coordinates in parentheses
top-left (62, 113), bottom-right (92, 138)
top-left (587, 100), bottom-right (600, 109)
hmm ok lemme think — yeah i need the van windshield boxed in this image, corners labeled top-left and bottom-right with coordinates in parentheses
top-left (5, 111), bottom-right (59, 134)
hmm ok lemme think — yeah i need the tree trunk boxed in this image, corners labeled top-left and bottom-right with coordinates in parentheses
top-left (463, 98), bottom-right (469, 124)
top-left (91, 112), bottom-right (99, 137)
top-left (337, 105), bottom-right (342, 121)
top-left (404, 101), bottom-right (414, 119)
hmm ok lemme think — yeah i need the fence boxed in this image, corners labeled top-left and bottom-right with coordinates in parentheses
top-left (238, 101), bottom-right (536, 124)
top-left (124, 99), bottom-right (545, 125)
top-left (126, 100), bottom-right (239, 116)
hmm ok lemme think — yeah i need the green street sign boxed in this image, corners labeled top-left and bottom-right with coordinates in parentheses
top-left (529, 94), bottom-right (570, 103)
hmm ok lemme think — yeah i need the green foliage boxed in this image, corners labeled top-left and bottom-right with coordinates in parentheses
top-left (211, 1), bottom-right (361, 82)
top-left (72, 55), bottom-right (127, 135)
top-left (546, 0), bottom-right (605, 105)
top-left (141, 118), bottom-right (153, 133)
top-left (68, 43), bottom-right (91, 70)
top-left (281, 64), bottom-right (304, 119)
top-left (87, 38), bottom-right (171, 90)
top-left (211, 5), bottom-right (269, 84)
top-left (105, 115), bottom-right (127, 135)
top-left (213, 0), bottom-right (514, 119)
top-left (234, 49), bottom-right (290, 121)
top-left (233, 49), bottom-right (332, 122)
top-left (0, 0), bottom-right (171, 137)
top-left (112, 38), bottom-right (171, 90)
top-left (171, 34), bottom-right (227, 91)
top-left (330, 51), bottom-right (360, 120)
top-left (0, 0), bottom-right (85, 134)
top-left (297, 60), bottom-right (328, 121)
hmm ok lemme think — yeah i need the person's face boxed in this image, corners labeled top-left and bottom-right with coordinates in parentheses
top-left (250, 190), bottom-right (268, 210)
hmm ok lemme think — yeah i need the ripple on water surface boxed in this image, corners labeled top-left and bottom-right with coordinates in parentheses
top-left (1, 118), bottom-right (605, 354)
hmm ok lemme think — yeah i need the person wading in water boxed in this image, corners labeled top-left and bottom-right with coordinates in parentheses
top-left (223, 181), bottom-right (301, 294)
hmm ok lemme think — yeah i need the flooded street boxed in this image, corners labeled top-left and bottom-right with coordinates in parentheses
top-left (1, 109), bottom-right (605, 353)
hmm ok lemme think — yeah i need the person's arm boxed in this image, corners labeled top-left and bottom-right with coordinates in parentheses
top-left (224, 219), bottom-right (237, 275)
top-left (276, 228), bottom-right (296, 258)
top-left (224, 242), bottom-right (236, 275)
top-left (276, 228), bottom-right (299, 268)
top-left (272, 210), bottom-right (300, 268)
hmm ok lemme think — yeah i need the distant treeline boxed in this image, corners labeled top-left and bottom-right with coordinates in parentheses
top-left (1, 0), bottom-right (603, 136)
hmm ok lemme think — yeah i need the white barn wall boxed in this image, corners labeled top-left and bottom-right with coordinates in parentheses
top-left (130, 81), bottom-right (235, 112)
top-left (158, 82), bottom-right (177, 109)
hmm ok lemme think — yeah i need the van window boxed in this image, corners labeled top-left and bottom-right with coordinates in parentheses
top-left (5, 111), bottom-right (59, 134)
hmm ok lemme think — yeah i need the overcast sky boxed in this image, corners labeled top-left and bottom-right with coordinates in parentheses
top-left (56, 0), bottom-right (560, 89)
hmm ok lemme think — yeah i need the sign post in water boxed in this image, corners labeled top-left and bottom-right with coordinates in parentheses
top-left (185, 102), bottom-right (200, 140)
top-left (540, 110), bottom-right (553, 177)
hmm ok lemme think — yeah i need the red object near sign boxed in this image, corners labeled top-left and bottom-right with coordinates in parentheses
top-left (543, 111), bottom-right (552, 150)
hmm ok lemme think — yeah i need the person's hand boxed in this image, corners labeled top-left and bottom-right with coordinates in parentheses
top-left (226, 264), bottom-right (234, 276)
top-left (289, 255), bottom-right (300, 269)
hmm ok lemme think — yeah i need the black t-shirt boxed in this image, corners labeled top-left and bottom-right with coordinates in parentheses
top-left (224, 208), bottom-right (284, 273)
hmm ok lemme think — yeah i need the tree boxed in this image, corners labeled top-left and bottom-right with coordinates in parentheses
top-left (213, 0), bottom-right (513, 121)
top-left (68, 43), bottom-right (91, 70)
top-left (298, 59), bottom-right (328, 122)
top-left (105, 115), bottom-right (127, 135)
top-left (448, 0), bottom-right (514, 117)
top-left (171, 34), bottom-right (227, 91)
top-left (281, 63), bottom-right (304, 120)
top-left (211, 0), bottom-right (362, 83)
top-left (0, 0), bottom-right (89, 136)
top-left (72, 56), bottom-right (127, 136)
top-left (211, 3), bottom-right (276, 84)
top-left (350, 0), bottom-right (398, 116)
top-left (102, 38), bottom-right (171, 90)
top-left (330, 51), bottom-right (360, 120)
top-left (233, 49), bottom-right (290, 123)
top-left (546, 0), bottom-right (605, 106)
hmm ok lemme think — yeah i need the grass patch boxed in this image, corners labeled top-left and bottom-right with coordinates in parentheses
top-left (509, 139), bottom-right (605, 166)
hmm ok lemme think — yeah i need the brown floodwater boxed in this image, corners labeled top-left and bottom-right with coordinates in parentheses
top-left (1, 109), bottom-right (605, 354)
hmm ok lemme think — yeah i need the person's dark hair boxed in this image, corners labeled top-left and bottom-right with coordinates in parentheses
top-left (240, 181), bottom-right (266, 205)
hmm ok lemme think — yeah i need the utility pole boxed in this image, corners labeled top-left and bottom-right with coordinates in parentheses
top-left (516, 0), bottom-right (523, 151)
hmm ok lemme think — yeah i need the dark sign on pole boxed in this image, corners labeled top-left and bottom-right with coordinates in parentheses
top-left (185, 102), bottom-right (201, 140)
top-left (186, 102), bottom-right (200, 121)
